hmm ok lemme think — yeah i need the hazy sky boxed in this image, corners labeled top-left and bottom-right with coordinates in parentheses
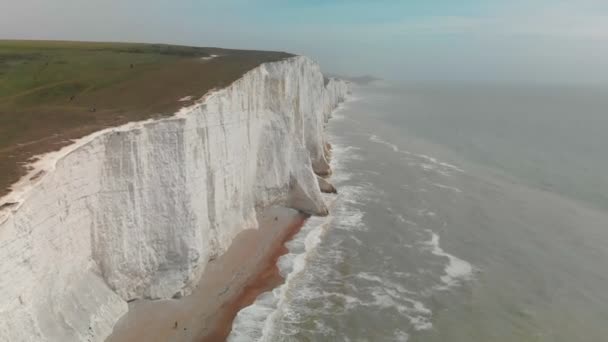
top-left (2, 0), bottom-right (608, 84)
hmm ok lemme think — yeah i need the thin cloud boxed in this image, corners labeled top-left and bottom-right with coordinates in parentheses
top-left (371, 13), bottom-right (608, 39)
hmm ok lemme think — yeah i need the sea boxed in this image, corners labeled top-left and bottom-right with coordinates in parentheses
top-left (228, 81), bottom-right (608, 341)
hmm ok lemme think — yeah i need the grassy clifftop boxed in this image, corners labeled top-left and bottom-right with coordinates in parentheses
top-left (0, 40), bottom-right (292, 198)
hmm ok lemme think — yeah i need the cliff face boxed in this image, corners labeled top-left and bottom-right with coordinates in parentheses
top-left (0, 56), bottom-right (348, 342)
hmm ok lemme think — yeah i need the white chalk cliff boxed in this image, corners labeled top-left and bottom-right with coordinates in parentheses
top-left (0, 56), bottom-right (348, 342)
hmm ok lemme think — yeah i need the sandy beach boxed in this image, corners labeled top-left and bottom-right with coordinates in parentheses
top-left (107, 206), bottom-right (308, 342)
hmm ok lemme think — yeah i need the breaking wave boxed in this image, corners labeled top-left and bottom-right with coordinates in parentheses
top-left (423, 229), bottom-right (473, 289)
top-left (369, 134), bottom-right (465, 174)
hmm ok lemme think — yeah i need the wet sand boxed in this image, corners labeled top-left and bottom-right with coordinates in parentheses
top-left (201, 213), bottom-right (305, 342)
top-left (107, 206), bottom-right (308, 342)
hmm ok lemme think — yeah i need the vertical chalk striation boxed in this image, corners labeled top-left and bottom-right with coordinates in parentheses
top-left (0, 56), bottom-right (348, 341)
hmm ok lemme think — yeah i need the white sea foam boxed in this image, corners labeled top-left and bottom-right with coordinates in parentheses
top-left (370, 134), bottom-right (399, 152)
top-left (356, 272), bottom-right (385, 283)
top-left (330, 110), bottom-right (346, 121)
top-left (330, 144), bottom-right (363, 183)
top-left (430, 182), bottom-right (463, 193)
top-left (230, 138), bottom-right (359, 341)
top-left (329, 99), bottom-right (355, 121)
top-left (329, 101), bottom-right (352, 121)
top-left (230, 185), bottom-right (345, 340)
top-left (393, 271), bottom-right (413, 279)
top-left (357, 273), bottom-right (417, 296)
top-left (329, 142), bottom-right (369, 231)
top-left (355, 272), bottom-right (432, 330)
top-left (395, 214), bottom-right (419, 228)
top-left (368, 133), bottom-right (465, 174)
top-left (336, 209), bottom-right (364, 231)
top-left (369, 288), bottom-right (433, 331)
top-left (232, 131), bottom-right (447, 340)
top-left (228, 212), bottom-right (335, 342)
top-left (415, 153), bottom-right (465, 173)
top-left (394, 329), bottom-right (410, 341)
top-left (317, 291), bottom-right (368, 312)
top-left (350, 235), bottom-right (364, 245)
top-left (416, 209), bottom-right (437, 218)
top-left (424, 229), bottom-right (473, 288)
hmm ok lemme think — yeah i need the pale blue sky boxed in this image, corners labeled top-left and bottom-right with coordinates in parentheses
top-left (2, 0), bottom-right (608, 84)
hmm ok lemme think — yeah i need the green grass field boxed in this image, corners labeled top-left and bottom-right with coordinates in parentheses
top-left (0, 40), bottom-right (291, 198)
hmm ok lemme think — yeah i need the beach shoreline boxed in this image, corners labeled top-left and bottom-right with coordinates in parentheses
top-left (107, 207), bottom-right (308, 342)
top-left (201, 211), bottom-right (308, 341)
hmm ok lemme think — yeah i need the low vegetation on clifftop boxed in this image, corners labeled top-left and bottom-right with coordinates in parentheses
top-left (0, 40), bottom-right (291, 198)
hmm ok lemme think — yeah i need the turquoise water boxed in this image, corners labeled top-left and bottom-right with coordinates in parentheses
top-left (230, 82), bottom-right (608, 341)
